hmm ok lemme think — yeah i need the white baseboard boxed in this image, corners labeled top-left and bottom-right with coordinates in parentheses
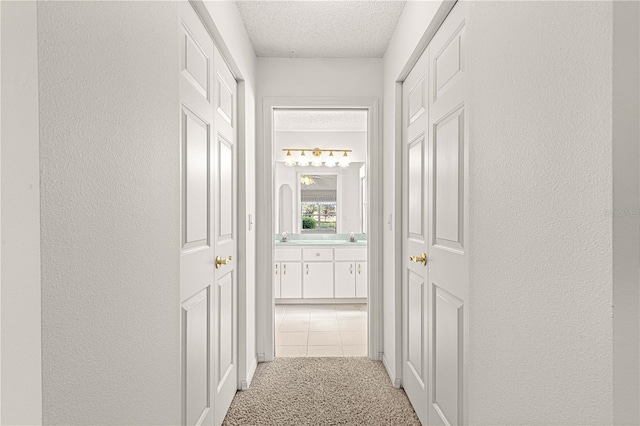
top-left (257, 353), bottom-right (265, 363)
top-left (240, 357), bottom-right (258, 390)
top-left (382, 353), bottom-right (401, 388)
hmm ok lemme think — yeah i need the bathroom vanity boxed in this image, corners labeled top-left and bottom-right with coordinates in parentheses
top-left (274, 236), bottom-right (367, 302)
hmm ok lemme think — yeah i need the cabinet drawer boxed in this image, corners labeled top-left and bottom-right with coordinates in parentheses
top-left (275, 248), bottom-right (302, 261)
top-left (303, 248), bottom-right (333, 261)
top-left (334, 248), bottom-right (367, 261)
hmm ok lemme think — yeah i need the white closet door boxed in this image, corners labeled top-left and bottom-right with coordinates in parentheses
top-left (212, 45), bottom-right (238, 426)
top-left (427, 3), bottom-right (468, 425)
top-left (402, 43), bottom-right (430, 425)
top-left (178, 3), bottom-right (215, 425)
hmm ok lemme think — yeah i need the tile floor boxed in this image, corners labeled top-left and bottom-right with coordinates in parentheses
top-left (275, 304), bottom-right (368, 357)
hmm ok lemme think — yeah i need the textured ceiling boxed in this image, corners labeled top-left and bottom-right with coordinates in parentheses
top-left (236, 1), bottom-right (406, 58)
top-left (274, 110), bottom-right (367, 132)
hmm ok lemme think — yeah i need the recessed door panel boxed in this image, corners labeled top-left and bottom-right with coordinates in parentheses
top-left (408, 137), bottom-right (425, 239)
top-left (183, 108), bottom-right (209, 248)
top-left (218, 137), bottom-right (233, 239)
top-left (408, 271), bottom-right (424, 382)
top-left (432, 286), bottom-right (463, 426)
top-left (217, 272), bottom-right (233, 389)
top-left (182, 288), bottom-right (210, 426)
top-left (434, 25), bottom-right (464, 101)
top-left (409, 77), bottom-right (426, 124)
top-left (434, 108), bottom-right (464, 251)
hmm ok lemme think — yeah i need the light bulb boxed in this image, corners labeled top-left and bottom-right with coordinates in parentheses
top-left (338, 152), bottom-right (351, 167)
top-left (311, 154), bottom-right (323, 167)
top-left (284, 150), bottom-right (296, 167)
top-left (324, 151), bottom-right (336, 168)
top-left (297, 151), bottom-right (309, 167)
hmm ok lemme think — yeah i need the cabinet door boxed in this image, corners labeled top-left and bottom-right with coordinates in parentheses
top-left (274, 263), bottom-right (281, 298)
top-left (335, 262), bottom-right (356, 298)
top-left (280, 262), bottom-right (302, 298)
top-left (356, 262), bottom-right (367, 298)
top-left (303, 262), bottom-right (334, 298)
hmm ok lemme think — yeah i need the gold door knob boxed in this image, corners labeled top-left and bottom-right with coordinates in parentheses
top-left (409, 253), bottom-right (427, 266)
top-left (216, 255), bottom-right (232, 269)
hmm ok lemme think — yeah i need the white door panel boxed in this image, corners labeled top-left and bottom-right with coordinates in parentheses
top-left (402, 45), bottom-right (429, 425)
top-left (212, 45), bottom-right (238, 426)
top-left (179, 3), bottom-right (214, 425)
top-left (179, 4), bottom-right (238, 426)
top-left (402, 3), bottom-right (468, 425)
top-left (427, 4), bottom-right (468, 426)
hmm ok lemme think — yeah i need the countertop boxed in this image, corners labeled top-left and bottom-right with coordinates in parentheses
top-left (275, 240), bottom-right (367, 247)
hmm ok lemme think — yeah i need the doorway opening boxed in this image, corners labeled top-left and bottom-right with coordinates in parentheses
top-left (273, 109), bottom-right (369, 357)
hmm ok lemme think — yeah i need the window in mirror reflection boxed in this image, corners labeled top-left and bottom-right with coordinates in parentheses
top-left (301, 194), bottom-right (337, 234)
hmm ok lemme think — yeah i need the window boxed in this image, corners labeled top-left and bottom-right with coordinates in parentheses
top-left (301, 195), bottom-right (337, 234)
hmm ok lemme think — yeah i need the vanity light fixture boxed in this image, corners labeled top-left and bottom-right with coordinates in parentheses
top-left (283, 148), bottom-right (352, 168)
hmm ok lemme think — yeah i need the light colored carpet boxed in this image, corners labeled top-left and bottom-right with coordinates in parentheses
top-left (222, 357), bottom-right (420, 426)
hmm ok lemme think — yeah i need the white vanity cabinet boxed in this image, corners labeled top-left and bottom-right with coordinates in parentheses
top-left (355, 261), bottom-right (367, 298)
top-left (275, 245), bottom-right (367, 300)
top-left (303, 262), bottom-right (334, 298)
top-left (335, 262), bottom-right (356, 297)
top-left (280, 262), bottom-right (302, 298)
top-left (275, 248), bottom-right (303, 299)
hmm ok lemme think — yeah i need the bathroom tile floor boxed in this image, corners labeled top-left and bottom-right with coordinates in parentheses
top-left (275, 304), bottom-right (368, 357)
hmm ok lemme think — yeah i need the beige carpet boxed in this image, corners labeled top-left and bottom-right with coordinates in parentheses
top-left (222, 357), bottom-right (420, 426)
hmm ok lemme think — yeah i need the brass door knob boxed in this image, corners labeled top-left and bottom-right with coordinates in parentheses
top-left (409, 253), bottom-right (427, 266)
top-left (216, 255), bottom-right (232, 269)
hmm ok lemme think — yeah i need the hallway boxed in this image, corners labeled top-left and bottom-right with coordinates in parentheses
top-left (222, 358), bottom-right (419, 425)
top-left (1, 1), bottom-right (638, 425)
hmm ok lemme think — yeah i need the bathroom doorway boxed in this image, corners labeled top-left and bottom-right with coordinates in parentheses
top-left (273, 109), bottom-right (369, 357)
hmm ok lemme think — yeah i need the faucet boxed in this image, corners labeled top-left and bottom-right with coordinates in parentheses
top-left (281, 231), bottom-right (289, 242)
top-left (348, 232), bottom-right (357, 242)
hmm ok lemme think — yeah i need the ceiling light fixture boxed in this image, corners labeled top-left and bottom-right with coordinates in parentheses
top-left (300, 175), bottom-right (315, 186)
top-left (283, 148), bottom-right (352, 168)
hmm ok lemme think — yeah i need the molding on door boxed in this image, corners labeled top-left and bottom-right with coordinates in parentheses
top-left (258, 97), bottom-right (382, 362)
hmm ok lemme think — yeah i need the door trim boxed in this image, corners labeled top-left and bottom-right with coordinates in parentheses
top-left (258, 97), bottom-right (382, 361)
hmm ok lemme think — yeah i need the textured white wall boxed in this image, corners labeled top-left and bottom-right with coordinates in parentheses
top-left (38, 2), bottom-right (181, 423)
top-left (0, 2), bottom-right (42, 424)
top-left (256, 58), bottom-right (383, 358)
top-left (202, 0), bottom-right (259, 389)
top-left (466, 2), bottom-right (614, 423)
top-left (381, 0), bottom-right (442, 385)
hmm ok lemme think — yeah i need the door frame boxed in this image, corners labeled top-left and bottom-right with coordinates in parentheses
top-left (258, 97), bottom-right (382, 362)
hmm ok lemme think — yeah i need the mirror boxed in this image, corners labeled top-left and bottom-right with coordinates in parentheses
top-left (300, 174), bottom-right (337, 234)
top-left (278, 184), bottom-right (293, 233)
